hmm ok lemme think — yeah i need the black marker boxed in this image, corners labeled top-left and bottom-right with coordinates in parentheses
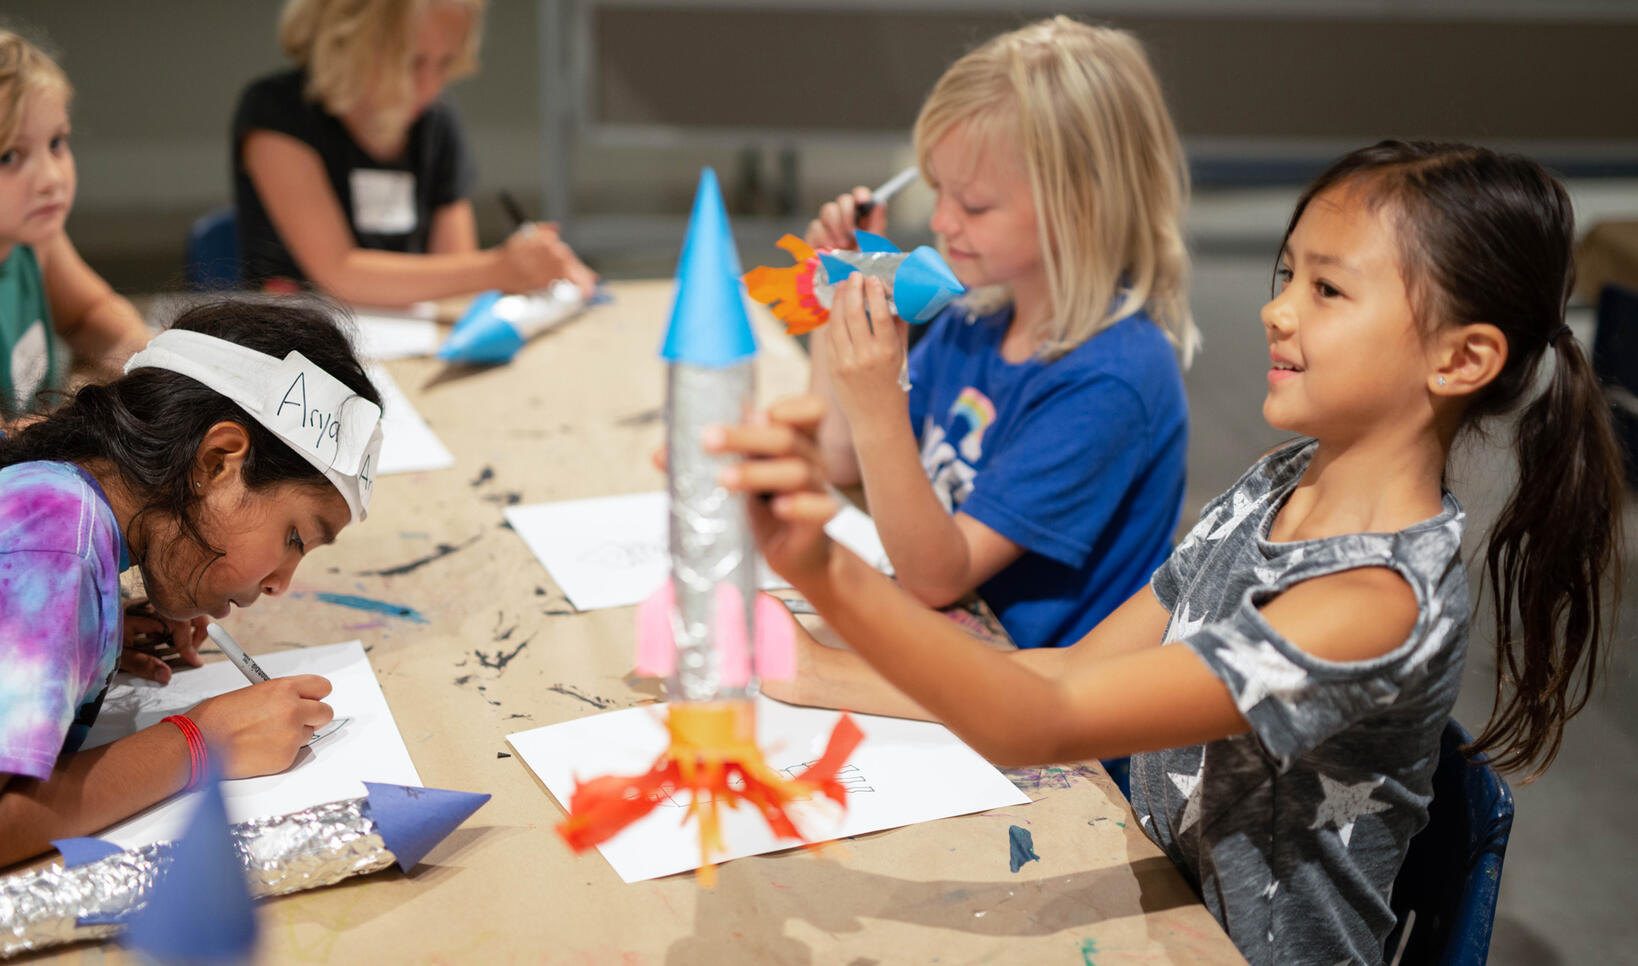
top-left (497, 189), bottom-right (530, 230)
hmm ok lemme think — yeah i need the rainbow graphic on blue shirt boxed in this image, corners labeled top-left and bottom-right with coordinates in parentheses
top-left (949, 387), bottom-right (996, 459)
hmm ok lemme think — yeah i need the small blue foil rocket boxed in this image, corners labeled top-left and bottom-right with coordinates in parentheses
top-left (743, 231), bottom-right (965, 335)
top-left (438, 280), bottom-right (601, 365)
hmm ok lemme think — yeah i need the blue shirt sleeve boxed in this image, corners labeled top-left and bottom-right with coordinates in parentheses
top-left (957, 374), bottom-right (1152, 569)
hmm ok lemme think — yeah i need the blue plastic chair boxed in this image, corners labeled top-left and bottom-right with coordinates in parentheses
top-left (1104, 756), bottom-right (1131, 799)
top-left (1384, 719), bottom-right (1514, 966)
top-left (185, 208), bottom-right (239, 291)
top-left (1593, 283), bottom-right (1638, 486)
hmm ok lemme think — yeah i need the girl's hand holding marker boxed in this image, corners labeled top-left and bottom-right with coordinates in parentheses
top-left (206, 623), bottom-right (350, 748)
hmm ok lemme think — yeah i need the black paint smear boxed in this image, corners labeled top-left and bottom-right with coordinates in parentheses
top-left (494, 624), bottom-right (518, 642)
top-left (534, 586), bottom-right (547, 596)
top-left (497, 520), bottom-right (515, 531)
top-left (497, 751), bottom-right (512, 758)
top-left (505, 713), bottom-right (532, 720)
top-left (616, 407), bottom-right (663, 427)
top-left (542, 608), bottom-right (575, 616)
top-left (547, 683), bottom-right (616, 709)
top-left (454, 674), bottom-right (474, 686)
top-left (470, 465), bottom-right (495, 487)
top-left (327, 566), bottom-right (341, 574)
top-left (481, 491), bottom-right (523, 506)
top-left (358, 534), bottom-right (481, 577)
top-left (474, 684), bottom-right (502, 707)
top-left (474, 637), bottom-right (530, 671)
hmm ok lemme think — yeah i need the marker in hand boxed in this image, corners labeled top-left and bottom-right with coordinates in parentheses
top-left (854, 166), bottom-right (919, 227)
top-left (206, 623), bottom-right (348, 746)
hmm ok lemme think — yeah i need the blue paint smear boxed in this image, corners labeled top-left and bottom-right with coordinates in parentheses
top-left (314, 593), bottom-right (429, 624)
top-left (1008, 824), bottom-right (1039, 873)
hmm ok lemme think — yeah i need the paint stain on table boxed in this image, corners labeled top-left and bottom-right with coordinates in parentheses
top-left (311, 592), bottom-right (430, 624)
top-left (1008, 825), bottom-right (1040, 873)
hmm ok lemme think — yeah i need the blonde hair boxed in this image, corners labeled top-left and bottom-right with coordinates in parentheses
top-left (279, 0), bottom-right (483, 124)
top-left (914, 17), bottom-right (1197, 366)
top-left (0, 29), bottom-right (71, 151)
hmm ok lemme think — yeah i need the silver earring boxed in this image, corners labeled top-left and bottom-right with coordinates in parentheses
top-left (1437, 376), bottom-right (1446, 387)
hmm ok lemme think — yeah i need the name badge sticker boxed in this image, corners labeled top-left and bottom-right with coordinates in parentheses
top-left (350, 168), bottom-right (417, 235)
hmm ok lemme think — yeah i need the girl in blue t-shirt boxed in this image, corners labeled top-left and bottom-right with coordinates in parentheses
top-left (801, 18), bottom-right (1199, 657)
top-left (0, 298), bottom-right (382, 867)
top-left (718, 141), bottom-right (1622, 963)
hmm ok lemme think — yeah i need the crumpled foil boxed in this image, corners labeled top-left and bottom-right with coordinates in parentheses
top-left (667, 359), bottom-right (758, 704)
top-left (0, 796), bottom-right (393, 958)
top-left (813, 249), bottom-right (911, 314)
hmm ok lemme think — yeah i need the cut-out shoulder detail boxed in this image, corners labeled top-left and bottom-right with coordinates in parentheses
top-left (1260, 566), bottom-right (1418, 664)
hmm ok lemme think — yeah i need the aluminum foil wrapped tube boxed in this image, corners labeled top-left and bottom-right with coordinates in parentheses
top-left (1, 781), bottom-right (489, 959)
top-left (667, 359), bottom-right (757, 703)
top-left (0, 798), bottom-right (386, 958)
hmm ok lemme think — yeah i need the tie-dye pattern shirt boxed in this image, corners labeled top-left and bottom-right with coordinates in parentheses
top-left (0, 461), bottom-right (128, 781)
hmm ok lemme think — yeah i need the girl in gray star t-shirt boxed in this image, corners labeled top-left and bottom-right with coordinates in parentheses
top-left (720, 140), bottom-right (1624, 966)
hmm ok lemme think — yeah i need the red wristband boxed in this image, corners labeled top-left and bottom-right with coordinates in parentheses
top-left (163, 714), bottom-right (208, 790)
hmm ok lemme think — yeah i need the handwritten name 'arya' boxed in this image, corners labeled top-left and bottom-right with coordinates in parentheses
top-left (276, 371), bottom-right (344, 454)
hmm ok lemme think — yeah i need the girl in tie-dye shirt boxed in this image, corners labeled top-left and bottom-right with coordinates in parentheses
top-left (0, 298), bottom-right (379, 867)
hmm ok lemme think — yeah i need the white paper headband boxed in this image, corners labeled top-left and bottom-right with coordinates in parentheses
top-left (124, 329), bottom-right (383, 523)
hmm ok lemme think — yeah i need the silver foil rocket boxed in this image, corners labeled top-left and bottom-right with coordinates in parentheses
top-left (0, 796), bottom-right (390, 958)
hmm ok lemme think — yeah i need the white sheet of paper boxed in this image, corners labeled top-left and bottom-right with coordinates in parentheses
top-left (81, 640), bottom-right (421, 849)
top-left (503, 492), bottom-right (890, 611)
top-left (368, 363), bottom-right (456, 475)
top-left (507, 696), bottom-right (1029, 883)
top-left (352, 314), bottom-right (440, 361)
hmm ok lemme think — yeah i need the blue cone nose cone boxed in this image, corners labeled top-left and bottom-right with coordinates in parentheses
top-left (439, 291), bottom-right (525, 364)
top-left (893, 246), bottom-right (966, 323)
top-left (660, 168), bottom-right (757, 367)
top-left (365, 782), bottom-right (492, 873)
top-left (438, 317), bottom-right (526, 364)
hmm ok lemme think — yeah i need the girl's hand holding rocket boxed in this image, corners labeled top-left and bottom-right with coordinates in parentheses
top-left (706, 394), bottom-right (840, 590)
top-left (822, 275), bottom-right (910, 421)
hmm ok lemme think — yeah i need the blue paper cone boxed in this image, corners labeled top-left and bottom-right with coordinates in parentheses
top-left (659, 168), bottom-right (757, 367)
top-left (364, 782), bottom-right (492, 873)
top-left (124, 768), bottom-right (256, 964)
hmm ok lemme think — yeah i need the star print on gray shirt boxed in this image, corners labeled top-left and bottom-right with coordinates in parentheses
top-left (1132, 439), bottom-right (1469, 966)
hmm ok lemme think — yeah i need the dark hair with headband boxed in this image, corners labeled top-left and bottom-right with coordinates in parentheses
top-left (1281, 140), bottom-right (1624, 777)
top-left (0, 296), bottom-right (380, 582)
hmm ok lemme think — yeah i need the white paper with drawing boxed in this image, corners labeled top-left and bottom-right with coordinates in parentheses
top-left (81, 640), bottom-right (421, 850)
top-left (367, 363), bottom-right (456, 474)
top-left (507, 696), bottom-right (1028, 882)
top-left (504, 491), bottom-right (890, 611)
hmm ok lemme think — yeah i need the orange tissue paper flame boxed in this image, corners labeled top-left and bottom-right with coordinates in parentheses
top-left (743, 235), bottom-right (831, 336)
top-left (556, 702), bottom-right (863, 887)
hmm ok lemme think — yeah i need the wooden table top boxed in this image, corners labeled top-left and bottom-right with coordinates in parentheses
top-left (44, 279), bottom-right (1243, 965)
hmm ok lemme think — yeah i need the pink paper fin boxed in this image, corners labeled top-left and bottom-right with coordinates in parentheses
top-left (755, 592), bottom-right (796, 680)
top-left (635, 581), bottom-right (676, 677)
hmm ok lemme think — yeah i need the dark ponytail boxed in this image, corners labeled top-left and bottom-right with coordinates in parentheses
top-left (1479, 328), bottom-right (1624, 776)
top-left (1285, 141), bottom-right (1625, 778)
top-left (0, 296), bottom-right (380, 577)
